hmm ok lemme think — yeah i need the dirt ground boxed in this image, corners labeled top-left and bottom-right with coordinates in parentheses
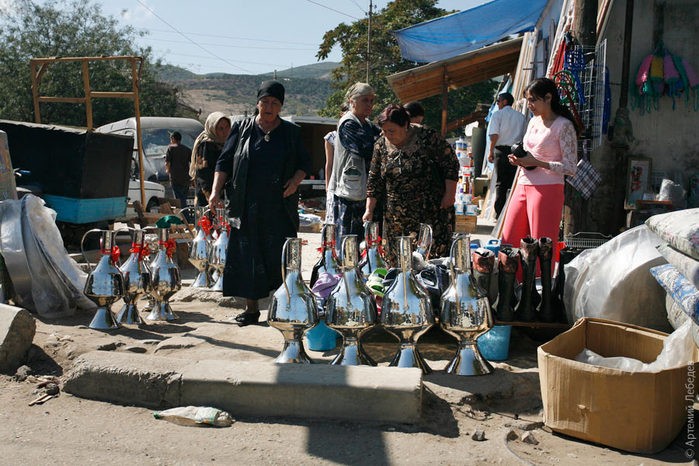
top-left (0, 233), bottom-right (695, 465)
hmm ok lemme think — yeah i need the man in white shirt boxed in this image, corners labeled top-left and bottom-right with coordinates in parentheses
top-left (487, 92), bottom-right (526, 217)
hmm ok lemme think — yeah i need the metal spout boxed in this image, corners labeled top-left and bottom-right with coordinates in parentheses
top-left (416, 223), bottom-right (433, 259)
top-left (361, 221), bottom-right (386, 275)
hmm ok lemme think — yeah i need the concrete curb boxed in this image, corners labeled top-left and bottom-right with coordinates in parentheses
top-left (63, 351), bottom-right (423, 423)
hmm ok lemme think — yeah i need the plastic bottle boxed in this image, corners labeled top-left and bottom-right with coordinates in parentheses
top-left (153, 406), bottom-right (234, 427)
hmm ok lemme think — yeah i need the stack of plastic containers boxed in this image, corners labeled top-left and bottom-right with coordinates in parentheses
top-left (454, 137), bottom-right (478, 232)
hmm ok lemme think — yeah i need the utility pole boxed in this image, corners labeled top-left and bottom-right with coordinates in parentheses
top-left (366, 0), bottom-right (372, 83)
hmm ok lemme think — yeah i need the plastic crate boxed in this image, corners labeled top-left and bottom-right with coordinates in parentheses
top-left (43, 195), bottom-right (127, 224)
top-left (563, 231), bottom-right (612, 250)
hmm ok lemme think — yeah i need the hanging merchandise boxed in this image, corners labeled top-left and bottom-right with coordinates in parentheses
top-left (632, 41), bottom-right (699, 114)
top-left (678, 56), bottom-right (699, 110)
top-left (602, 67), bottom-right (611, 134)
top-left (564, 44), bottom-right (586, 107)
top-left (554, 70), bottom-right (585, 131)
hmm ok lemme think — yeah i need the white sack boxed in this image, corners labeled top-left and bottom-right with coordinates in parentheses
top-left (563, 225), bottom-right (670, 331)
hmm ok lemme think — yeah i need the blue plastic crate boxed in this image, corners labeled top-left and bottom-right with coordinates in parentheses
top-left (43, 195), bottom-right (127, 224)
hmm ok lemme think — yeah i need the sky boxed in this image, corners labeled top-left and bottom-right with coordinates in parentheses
top-left (88, 0), bottom-right (487, 76)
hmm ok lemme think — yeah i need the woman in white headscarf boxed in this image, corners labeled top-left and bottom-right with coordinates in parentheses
top-left (190, 111), bottom-right (232, 206)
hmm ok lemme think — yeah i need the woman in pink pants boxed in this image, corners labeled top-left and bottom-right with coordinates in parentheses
top-left (501, 77), bottom-right (579, 280)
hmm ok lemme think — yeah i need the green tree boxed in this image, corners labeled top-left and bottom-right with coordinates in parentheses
top-left (316, 0), bottom-right (497, 135)
top-left (0, 0), bottom-right (183, 128)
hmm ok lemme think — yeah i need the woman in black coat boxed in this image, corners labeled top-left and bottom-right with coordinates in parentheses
top-left (208, 81), bottom-right (311, 326)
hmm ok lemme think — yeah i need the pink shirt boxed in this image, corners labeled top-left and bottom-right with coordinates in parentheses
top-left (519, 115), bottom-right (577, 185)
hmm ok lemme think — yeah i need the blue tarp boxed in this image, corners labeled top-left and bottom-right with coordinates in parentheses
top-left (395, 0), bottom-right (549, 63)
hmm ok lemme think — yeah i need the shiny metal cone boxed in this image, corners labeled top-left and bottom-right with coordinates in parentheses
top-left (148, 228), bottom-right (181, 321)
top-left (192, 270), bottom-right (209, 288)
top-left (89, 307), bottom-right (119, 330)
top-left (381, 236), bottom-right (434, 374)
top-left (210, 274), bottom-right (224, 291)
top-left (188, 213), bottom-right (212, 288)
top-left (115, 302), bottom-right (143, 325)
top-left (445, 341), bottom-right (493, 376)
top-left (208, 208), bottom-right (229, 291)
top-left (117, 229), bottom-right (150, 326)
top-left (390, 343), bottom-right (432, 373)
top-left (275, 328), bottom-right (314, 364)
top-left (331, 337), bottom-right (376, 366)
top-left (326, 235), bottom-right (378, 366)
top-left (146, 302), bottom-right (178, 321)
top-left (440, 234), bottom-right (494, 376)
top-left (268, 238), bottom-right (318, 363)
top-left (82, 229), bottom-right (124, 331)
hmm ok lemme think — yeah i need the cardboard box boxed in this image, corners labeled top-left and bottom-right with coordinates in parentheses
top-left (538, 318), bottom-right (698, 454)
top-left (455, 214), bottom-right (477, 233)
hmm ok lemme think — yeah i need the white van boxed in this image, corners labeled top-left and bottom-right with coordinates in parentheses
top-left (96, 117), bottom-right (204, 182)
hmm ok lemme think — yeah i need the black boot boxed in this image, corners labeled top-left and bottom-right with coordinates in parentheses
top-left (515, 237), bottom-right (539, 322)
top-left (472, 248), bottom-right (495, 305)
top-left (495, 246), bottom-right (519, 322)
top-left (551, 248), bottom-right (576, 323)
top-left (537, 237), bottom-right (554, 322)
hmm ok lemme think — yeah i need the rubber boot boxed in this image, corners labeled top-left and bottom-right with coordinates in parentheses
top-left (537, 237), bottom-right (554, 322)
top-left (495, 246), bottom-right (519, 322)
top-left (515, 237), bottom-right (539, 322)
top-left (471, 248), bottom-right (495, 305)
top-left (551, 248), bottom-right (577, 323)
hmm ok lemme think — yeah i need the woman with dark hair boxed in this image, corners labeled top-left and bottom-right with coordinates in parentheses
top-left (404, 101), bottom-right (425, 125)
top-left (501, 77), bottom-right (578, 277)
top-left (209, 80), bottom-right (311, 326)
top-left (363, 104), bottom-right (459, 265)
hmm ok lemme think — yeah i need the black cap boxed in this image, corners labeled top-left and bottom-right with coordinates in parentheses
top-left (257, 80), bottom-right (285, 106)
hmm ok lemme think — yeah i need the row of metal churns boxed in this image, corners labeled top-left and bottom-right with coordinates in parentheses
top-left (81, 227), bottom-right (181, 330)
top-left (268, 229), bottom-right (494, 376)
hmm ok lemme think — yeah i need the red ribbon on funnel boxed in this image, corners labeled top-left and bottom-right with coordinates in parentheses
top-left (102, 246), bottom-right (121, 264)
top-left (159, 238), bottom-right (177, 259)
top-left (130, 243), bottom-right (151, 262)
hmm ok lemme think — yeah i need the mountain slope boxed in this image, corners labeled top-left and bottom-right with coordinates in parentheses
top-left (157, 62), bottom-right (339, 118)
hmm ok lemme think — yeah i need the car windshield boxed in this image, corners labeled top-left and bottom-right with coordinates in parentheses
top-left (142, 127), bottom-right (200, 157)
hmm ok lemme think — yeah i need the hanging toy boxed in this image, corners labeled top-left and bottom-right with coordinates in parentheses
top-left (633, 42), bottom-right (699, 114)
top-left (650, 53), bottom-right (664, 96)
top-left (663, 53), bottom-right (682, 109)
top-left (633, 53), bottom-right (655, 114)
top-left (681, 57), bottom-right (699, 111)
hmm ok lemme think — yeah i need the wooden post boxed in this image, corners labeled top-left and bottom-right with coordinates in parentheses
top-left (30, 62), bottom-right (41, 124)
top-left (131, 58), bottom-right (146, 208)
top-left (81, 60), bottom-right (93, 131)
top-left (441, 66), bottom-right (448, 137)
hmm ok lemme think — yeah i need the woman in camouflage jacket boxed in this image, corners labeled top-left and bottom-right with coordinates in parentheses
top-left (363, 104), bottom-right (459, 266)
